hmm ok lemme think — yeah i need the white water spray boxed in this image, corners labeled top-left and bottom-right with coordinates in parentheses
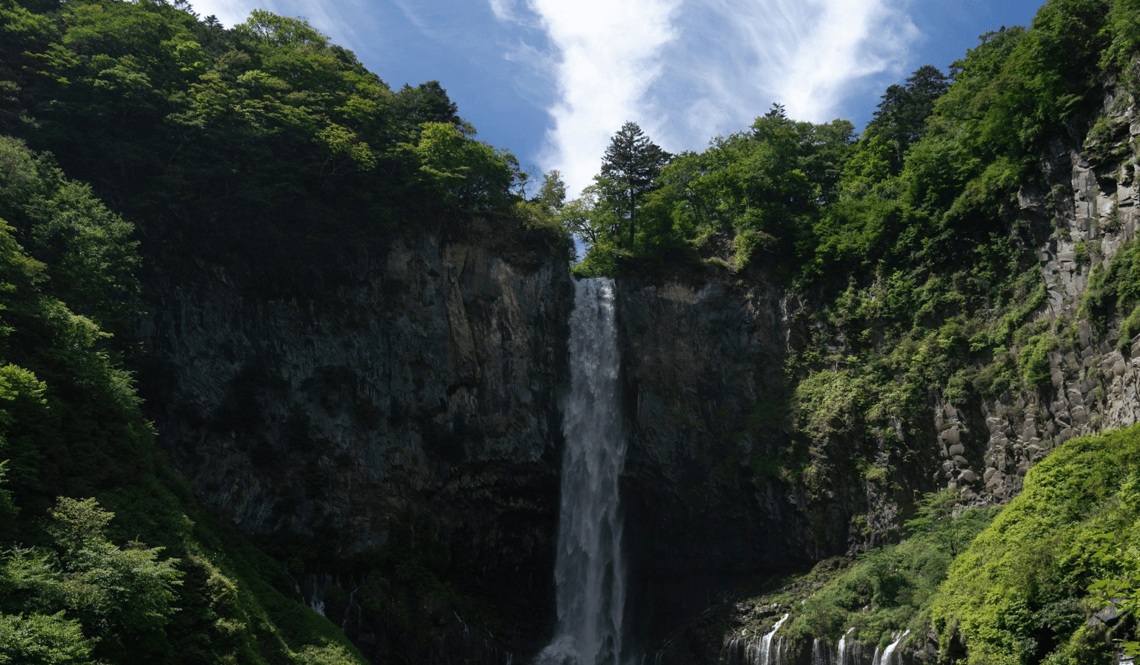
top-left (761, 614), bottom-right (788, 665)
top-left (878, 629), bottom-right (910, 665)
top-left (836, 627), bottom-right (854, 665)
top-left (537, 278), bottom-right (627, 665)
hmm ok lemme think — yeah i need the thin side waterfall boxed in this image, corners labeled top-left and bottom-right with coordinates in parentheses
top-left (537, 278), bottom-right (626, 665)
top-left (836, 628), bottom-right (853, 665)
top-left (761, 614), bottom-right (789, 665)
top-left (879, 630), bottom-right (910, 665)
top-left (811, 637), bottom-right (829, 665)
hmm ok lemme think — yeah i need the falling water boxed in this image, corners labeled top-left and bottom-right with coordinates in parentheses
top-left (536, 278), bottom-right (626, 665)
top-left (836, 627), bottom-right (854, 665)
top-left (761, 614), bottom-right (789, 665)
top-left (811, 637), bottom-right (829, 665)
top-left (878, 630), bottom-right (910, 665)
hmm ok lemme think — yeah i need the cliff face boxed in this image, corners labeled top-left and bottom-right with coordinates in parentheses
top-left (128, 91), bottom-right (1140, 665)
top-left (615, 277), bottom-right (846, 635)
top-left (642, 89), bottom-right (1140, 664)
top-left (132, 219), bottom-right (572, 659)
top-left (941, 93), bottom-right (1140, 507)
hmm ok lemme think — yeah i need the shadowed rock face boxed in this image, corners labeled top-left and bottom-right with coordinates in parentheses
top-left (614, 277), bottom-right (854, 643)
top-left (131, 219), bottom-right (574, 658)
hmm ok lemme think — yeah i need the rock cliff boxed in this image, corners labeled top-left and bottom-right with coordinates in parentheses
top-left (125, 86), bottom-right (1140, 665)
top-left (640, 85), bottom-right (1140, 664)
top-left (131, 218), bottom-right (573, 660)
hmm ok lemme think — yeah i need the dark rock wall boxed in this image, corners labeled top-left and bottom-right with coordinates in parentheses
top-left (614, 278), bottom-right (832, 638)
top-left (132, 222), bottom-right (573, 658)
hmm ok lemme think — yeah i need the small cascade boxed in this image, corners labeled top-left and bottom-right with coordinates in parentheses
top-left (811, 637), bottom-right (830, 665)
top-left (341, 578), bottom-right (361, 633)
top-left (879, 630), bottom-right (910, 665)
top-left (722, 614), bottom-right (790, 665)
top-left (871, 646), bottom-right (881, 665)
top-left (760, 614), bottom-right (789, 665)
top-left (836, 627), bottom-right (854, 665)
top-left (303, 572), bottom-right (336, 617)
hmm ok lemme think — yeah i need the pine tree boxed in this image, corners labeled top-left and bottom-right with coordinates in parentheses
top-left (600, 122), bottom-right (670, 249)
top-left (867, 65), bottom-right (949, 171)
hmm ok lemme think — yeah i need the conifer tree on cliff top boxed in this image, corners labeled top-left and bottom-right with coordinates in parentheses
top-left (600, 121), bottom-right (671, 249)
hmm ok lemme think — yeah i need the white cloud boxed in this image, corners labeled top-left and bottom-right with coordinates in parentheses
top-left (526, 0), bottom-right (683, 197)
top-left (489, 0), bottom-right (520, 22)
top-left (643, 0), bottom-right (920, 156)
top-left (492, 0), bottom-right (919, 198)
top-left (189, 0), bottom-right (370, 51)
top-left (186, 0), bottom-right (259, 29)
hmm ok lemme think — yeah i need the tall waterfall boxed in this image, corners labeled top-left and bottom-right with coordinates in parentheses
top-left (537, 278), bottom-right (627, 665)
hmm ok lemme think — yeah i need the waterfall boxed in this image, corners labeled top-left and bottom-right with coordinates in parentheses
top-left (536, 278), bottom-right (626, 665)
top-left (879, 630), bottom-right (909, 665)
top-left (761, 614), bottom-right (789, 665)
top-left (836, 628), bottom-right (853, 665)
top-left (812, 637), bottom-right (829, 665)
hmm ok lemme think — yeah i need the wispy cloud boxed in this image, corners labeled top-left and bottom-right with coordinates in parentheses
top-left (690, 0), bottom-right (921, 123)
top-left (502, 0), bottom-right (683, 196)
top-left (493, 0), bottom-right (919, 197)
top-left (189, 0), bottom-right (371, 52)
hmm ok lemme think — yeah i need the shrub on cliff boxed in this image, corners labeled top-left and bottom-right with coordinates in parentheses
top-left (0, 134), bottom-right (366, 664)
top-left (931, 424), bottom-right (1140, 664)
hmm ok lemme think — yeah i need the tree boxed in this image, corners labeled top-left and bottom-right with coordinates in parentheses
top-left (865, 65), bottom-right (950, 171)
top-left (560, 176), bottom-right (621, 247)
top-left (537, 170), bottom-right (566, 213)
top-left (599, 122), bottom-right (670, 249)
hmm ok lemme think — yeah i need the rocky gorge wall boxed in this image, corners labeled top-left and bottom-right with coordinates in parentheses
top-left (615, 276), bottom-right (848, 642)
top-left (641, 87), bottom-right (1140, 664)
top-left (131, 218), bottom-right (573, 660)
top-left (937, 89), bottom-right (1140, 508)
top-left (125, 89), bottom-right (1140, 664)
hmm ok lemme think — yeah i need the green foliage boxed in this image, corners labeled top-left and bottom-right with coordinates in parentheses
top-left (792, 369), bottom-right (868, 441)
top-left (1018, 332), bottom-right (1057, 387)
top-left (402, 121), bottom-right (523, 211)
top-left (1088, 537), bottom-right (1140, 656)
top-left (536, 169), bottom-right (567, 212)
top-left (0, 611), bottom-right (92, 665)
top-left (865, 65), bottom-right (951, 172)
top-left (0, 0), bottom-right (542, 276)
top-left (570, 108), bottom-right (854, 273)
top-left (1082, 236), bottom-right (1140, 349)
top-left (786, 490), bottom-right (998, 646)
top-left (932, 425), bottom-right (1140, 664)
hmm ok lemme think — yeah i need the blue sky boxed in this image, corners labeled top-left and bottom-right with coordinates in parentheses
top-left (191, 0), bottom-right (1048, 197)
